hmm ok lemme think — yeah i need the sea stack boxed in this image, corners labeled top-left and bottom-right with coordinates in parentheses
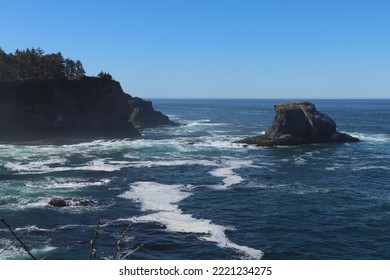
top-left (235, 101), bottom-right (359, 146)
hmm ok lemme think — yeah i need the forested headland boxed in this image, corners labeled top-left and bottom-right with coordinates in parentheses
top-left (0, 47), bottom-right (85, 81)
top-left (0, 47), bottom-right (176, 142)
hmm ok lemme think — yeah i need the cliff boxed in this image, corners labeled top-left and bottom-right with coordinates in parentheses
top-left (235, 101), bottom-right (359, 146)
top-left (0, 77), bottom-right (176, 142)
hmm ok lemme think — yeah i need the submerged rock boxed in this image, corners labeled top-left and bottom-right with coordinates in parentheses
top-left (49, 198), bottom-right (97, 207)
top-left (182, 139), bottom-right (205, 145)
top-left (48, 198), bottom-right (68, 207)
top-left (235, 101), bottom-right (359, 146)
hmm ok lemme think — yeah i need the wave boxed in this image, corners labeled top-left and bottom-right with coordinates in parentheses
top-left (348, 132), bottom-right (390, 143)
top-left (185, 120), bottom-right (228, 127)
top-left (0, 225), bottom-right (53, 234)
top-left (352, 166), bottom-right (390, 171)
top-left (14, 225), bottom-right (55, 233)
top-left (291, 187), bottom-right (330, 195)
top-left (118, 181), bottom-right (263, 259)
top-left (4, 158), bottom-right (130, 174)
top-left (126, 159), bottom-right (218, 168)
top-left (293, 156), bottom-right (307, 165)
top-left (0, 241), bottom-right (56, 260)
top-left (3, 156), bottom-right (67, 172)
top-left (25, 178), bottom-right (111, 190)
top-left (0, 139), bottom-right (139, 164)
top-left (1, 198), bottom-right (50, 210)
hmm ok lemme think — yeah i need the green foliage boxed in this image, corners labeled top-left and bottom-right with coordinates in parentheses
top-left (0, 47), bottom-right (85, 81)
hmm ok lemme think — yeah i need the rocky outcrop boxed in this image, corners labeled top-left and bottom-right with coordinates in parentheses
top-left (235, 101), bottom-right (359, 146)
top-left (128, 97), bottom-right (177, 128)
top-left (48, 198), bottom-right (97, 207)
top-left (0, 77), bottom-right (176, 142)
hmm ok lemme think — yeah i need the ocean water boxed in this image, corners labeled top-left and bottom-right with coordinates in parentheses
top-left (0, 99), bottom-right (389, 260)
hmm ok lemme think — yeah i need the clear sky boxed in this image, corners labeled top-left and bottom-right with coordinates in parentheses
top-left (1, 0), bottom-right (389, 99)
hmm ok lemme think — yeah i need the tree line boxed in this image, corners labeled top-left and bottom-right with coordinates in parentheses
top-left (0, 47), bottom-right (86, 81)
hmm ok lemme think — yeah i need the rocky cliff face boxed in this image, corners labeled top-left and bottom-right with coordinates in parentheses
top-left (128, 97), bottom-right (177, 129)
top-left (0, 77), bottom-right (175, 142)
top-left (235, 101), bottom-right (359, 146)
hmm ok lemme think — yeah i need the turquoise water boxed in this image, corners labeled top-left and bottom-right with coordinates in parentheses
top-left (0, 99), bottom-right (389, 259)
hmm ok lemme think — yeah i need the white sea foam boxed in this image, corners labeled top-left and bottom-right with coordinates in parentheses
top-left (118, 181), bottom-right (263, 259)
top-left (209, 167), bottom-right (244, 189)
top-left (244, 182), bottom-right (287, 190)
top-left (291, 187), bottom-right (330, 195)
top-left (325, 163), bottom-right (345, 171)
top-left (14, 225), bottom-right (54, 233)
top-left (349, 132), bottom-right (390, 143)
top-left (4, 156), bottom-right (67, 172)
top-left (352, 165), bottom-right (390, 171)
top-left (189, 138), bottom-right (257, 150)
top-left (4, 158), bottom-right (130, 174)
top-left (293, 156), bottom-right (307, 165)
top-left (14, 199), bottom-right (50, 209)
top-left (25, 178), bottom-right (110, 190)
top-left (119, 182), bottom-right (191, 212)
top-left (0, 244), bottom-right (57, 260)
top-left (0, 235), bottom-right (56, 260)
top-left (185, 120), bottom-right (227, 127)
top-left (128, 159), bottom-right (219, 168)
top-left (209, 160), bottom-right (254, 189)
top-left (0, 139), bottom-right (139, 167)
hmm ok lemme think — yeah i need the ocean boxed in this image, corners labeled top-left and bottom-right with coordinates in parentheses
top-left (0, 99), bottom-right (389, 260)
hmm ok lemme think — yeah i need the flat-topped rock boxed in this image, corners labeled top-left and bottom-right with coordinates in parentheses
top-left (235, 101), bottom-right (359, 146)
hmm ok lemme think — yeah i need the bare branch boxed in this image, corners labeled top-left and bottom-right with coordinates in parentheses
top-left (89, 221), bottom-right (100, 260)
top-left (121, 244), bottom-right (143, 260)
top-left (0, 217), bottom-right (37, 260)
top-left (113, 224), bottom-right (132, 260)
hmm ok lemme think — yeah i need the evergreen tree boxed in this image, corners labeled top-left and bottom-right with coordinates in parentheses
top-left (0, 47), bottom-right (88, 81)
top-left (98, 71), bottom-right (113, 80)
top-left (0, 48), bottom-right (13, 80)
top-left (75, 60), bottom-right (85, 79)
top-left (64, 58), bottom-right (76, 80)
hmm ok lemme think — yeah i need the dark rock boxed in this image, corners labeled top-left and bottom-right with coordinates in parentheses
top-left (128, 98), bottom-right (178, 128)
top-left (0, 77), bottom-right (176, 142)
top-left (48, 198), bottom-right (68, 207)
top-left (67, 198), bottom-right (97, 207)
top-left (183, 139), bottom-right (204, 145)
top-left (235, 101), bottom-right (359, 146)
top-left (48, 197), bottom-right (97, 207)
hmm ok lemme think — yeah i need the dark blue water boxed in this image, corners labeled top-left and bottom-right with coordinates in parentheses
top-left (1, 99), bottom-right (389, 260)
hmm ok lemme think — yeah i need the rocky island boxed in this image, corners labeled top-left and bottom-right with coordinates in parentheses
top-left (0, 48), bottom-right (176, 143)
top-left (235, 101), bottom-right (359, 146)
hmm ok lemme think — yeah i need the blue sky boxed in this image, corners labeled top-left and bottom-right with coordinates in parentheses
top-left (1, 0), bottom-right (389, 99)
